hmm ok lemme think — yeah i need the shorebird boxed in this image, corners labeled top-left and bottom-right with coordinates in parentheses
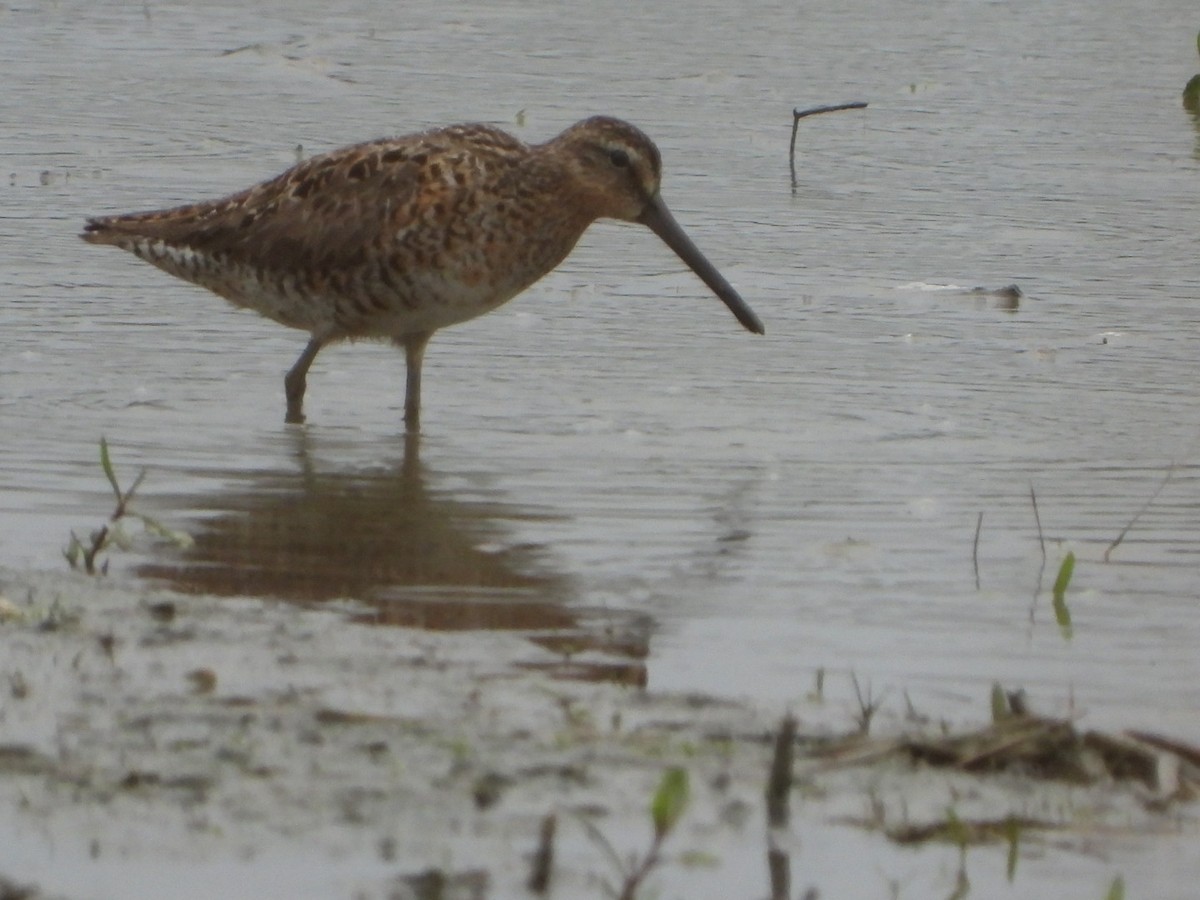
top-left (82, 116), bottom-right (764, 430)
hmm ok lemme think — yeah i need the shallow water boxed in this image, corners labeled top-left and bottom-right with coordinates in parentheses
top-left (2, 0), bottom-right (1200, 895)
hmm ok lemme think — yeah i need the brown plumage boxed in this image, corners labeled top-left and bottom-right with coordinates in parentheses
top-left (82, 116), bottom-right (763, 430)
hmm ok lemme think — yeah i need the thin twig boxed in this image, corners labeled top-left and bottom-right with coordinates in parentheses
top-left (765, 715), bottom-right (796, 829)
top-left (1028, 483), bottom-right (1047, 625)
top-left (972, 511), bottom-right (984, 590)
top-left (527, 813), bottom-right (556, 894)
top-left (617, 831), bottom-right (666, 900)
top-left (1029, 483), bottom-right (1045, 567)
top-left (789, 101), bottom-right (868, 187)
top-left (766, 715), bottom-right (796, 900)
top-left (578, 815), bottom-right (628, 887)
top-left (121, 468), bottom-right (149, 511)
top-left (768, 844), bottom-right (791, 900)
top-left (83, 526), bottom-right (108, 575)
top-left (793, 101), bottom-right (870, 119)
top-left (850, 672), bottom-right (885, 734)
top-left (1104, 461), bottom-right (1176, 562)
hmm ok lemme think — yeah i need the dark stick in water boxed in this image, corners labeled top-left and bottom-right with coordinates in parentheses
top-left (789, 101), bottom-right (869, 187)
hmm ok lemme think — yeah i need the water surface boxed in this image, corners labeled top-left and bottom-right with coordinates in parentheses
top-left (2, 0), bottom-right (1199, 895)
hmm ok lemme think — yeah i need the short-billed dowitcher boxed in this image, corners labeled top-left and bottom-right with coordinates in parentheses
top-left (82, 116), bottom-right (764, 430)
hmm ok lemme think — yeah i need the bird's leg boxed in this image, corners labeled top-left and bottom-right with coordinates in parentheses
top-left (401, 332), bottom-right (433, 433)
top-left (284, 337), bottom-right (325, 424)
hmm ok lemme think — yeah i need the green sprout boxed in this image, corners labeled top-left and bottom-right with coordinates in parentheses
top-left (63, 438), bottom-right (191, 575)
top-left (1051, 551), bottom-right (1075, 640)
top-left (581, 766), bottom-right (691, 900)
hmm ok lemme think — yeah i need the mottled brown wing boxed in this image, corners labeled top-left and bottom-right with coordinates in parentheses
top-left (88, 122), bottom-right (535, 272)
top-left (83, 139), bottom-right (439, 275)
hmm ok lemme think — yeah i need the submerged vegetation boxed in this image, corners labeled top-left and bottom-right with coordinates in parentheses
top-left (577, 766), bottom-right (691, 900)
top-left (62, 438), bottom-right (191, 575)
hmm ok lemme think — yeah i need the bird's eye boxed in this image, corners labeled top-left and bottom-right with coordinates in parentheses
top-left (607, 148), bottom-right (631, 168)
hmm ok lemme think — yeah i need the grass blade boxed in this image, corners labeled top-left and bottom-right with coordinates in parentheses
top-left (650, 767), bottom-right (689, 840)
top-left (63, 533), bottom-right (82, 569)
top-left (124, 468), bottom-right (148, 506)
top-left (990, 683), bottom-right (1008, 722)
top-left (1052, 552), bottom-right (1074, 601)
top-left (99, 437), bottom-right (121, 502)
top-left (139, 515), bottom-right (195, 549)
top-left (1005, 817), bottom-right (1020, 881)
top-left (944, 807), bottom-right (969, 850)
top-left (1052, 552), bottom-right (1075, 639)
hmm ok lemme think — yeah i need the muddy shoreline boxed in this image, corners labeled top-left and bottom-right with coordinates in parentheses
top-left (2, 569), bottom-right (1195, 900)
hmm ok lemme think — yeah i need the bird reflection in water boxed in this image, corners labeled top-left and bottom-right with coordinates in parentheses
top-left (137, 431), bottom-right (647, 686)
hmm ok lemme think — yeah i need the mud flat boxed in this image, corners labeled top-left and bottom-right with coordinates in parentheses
top-left (0, 568), bottom-right (1195, 900)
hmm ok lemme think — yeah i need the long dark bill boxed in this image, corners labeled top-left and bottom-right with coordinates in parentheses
top-left (637, 193), bottom-right (765, 335)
